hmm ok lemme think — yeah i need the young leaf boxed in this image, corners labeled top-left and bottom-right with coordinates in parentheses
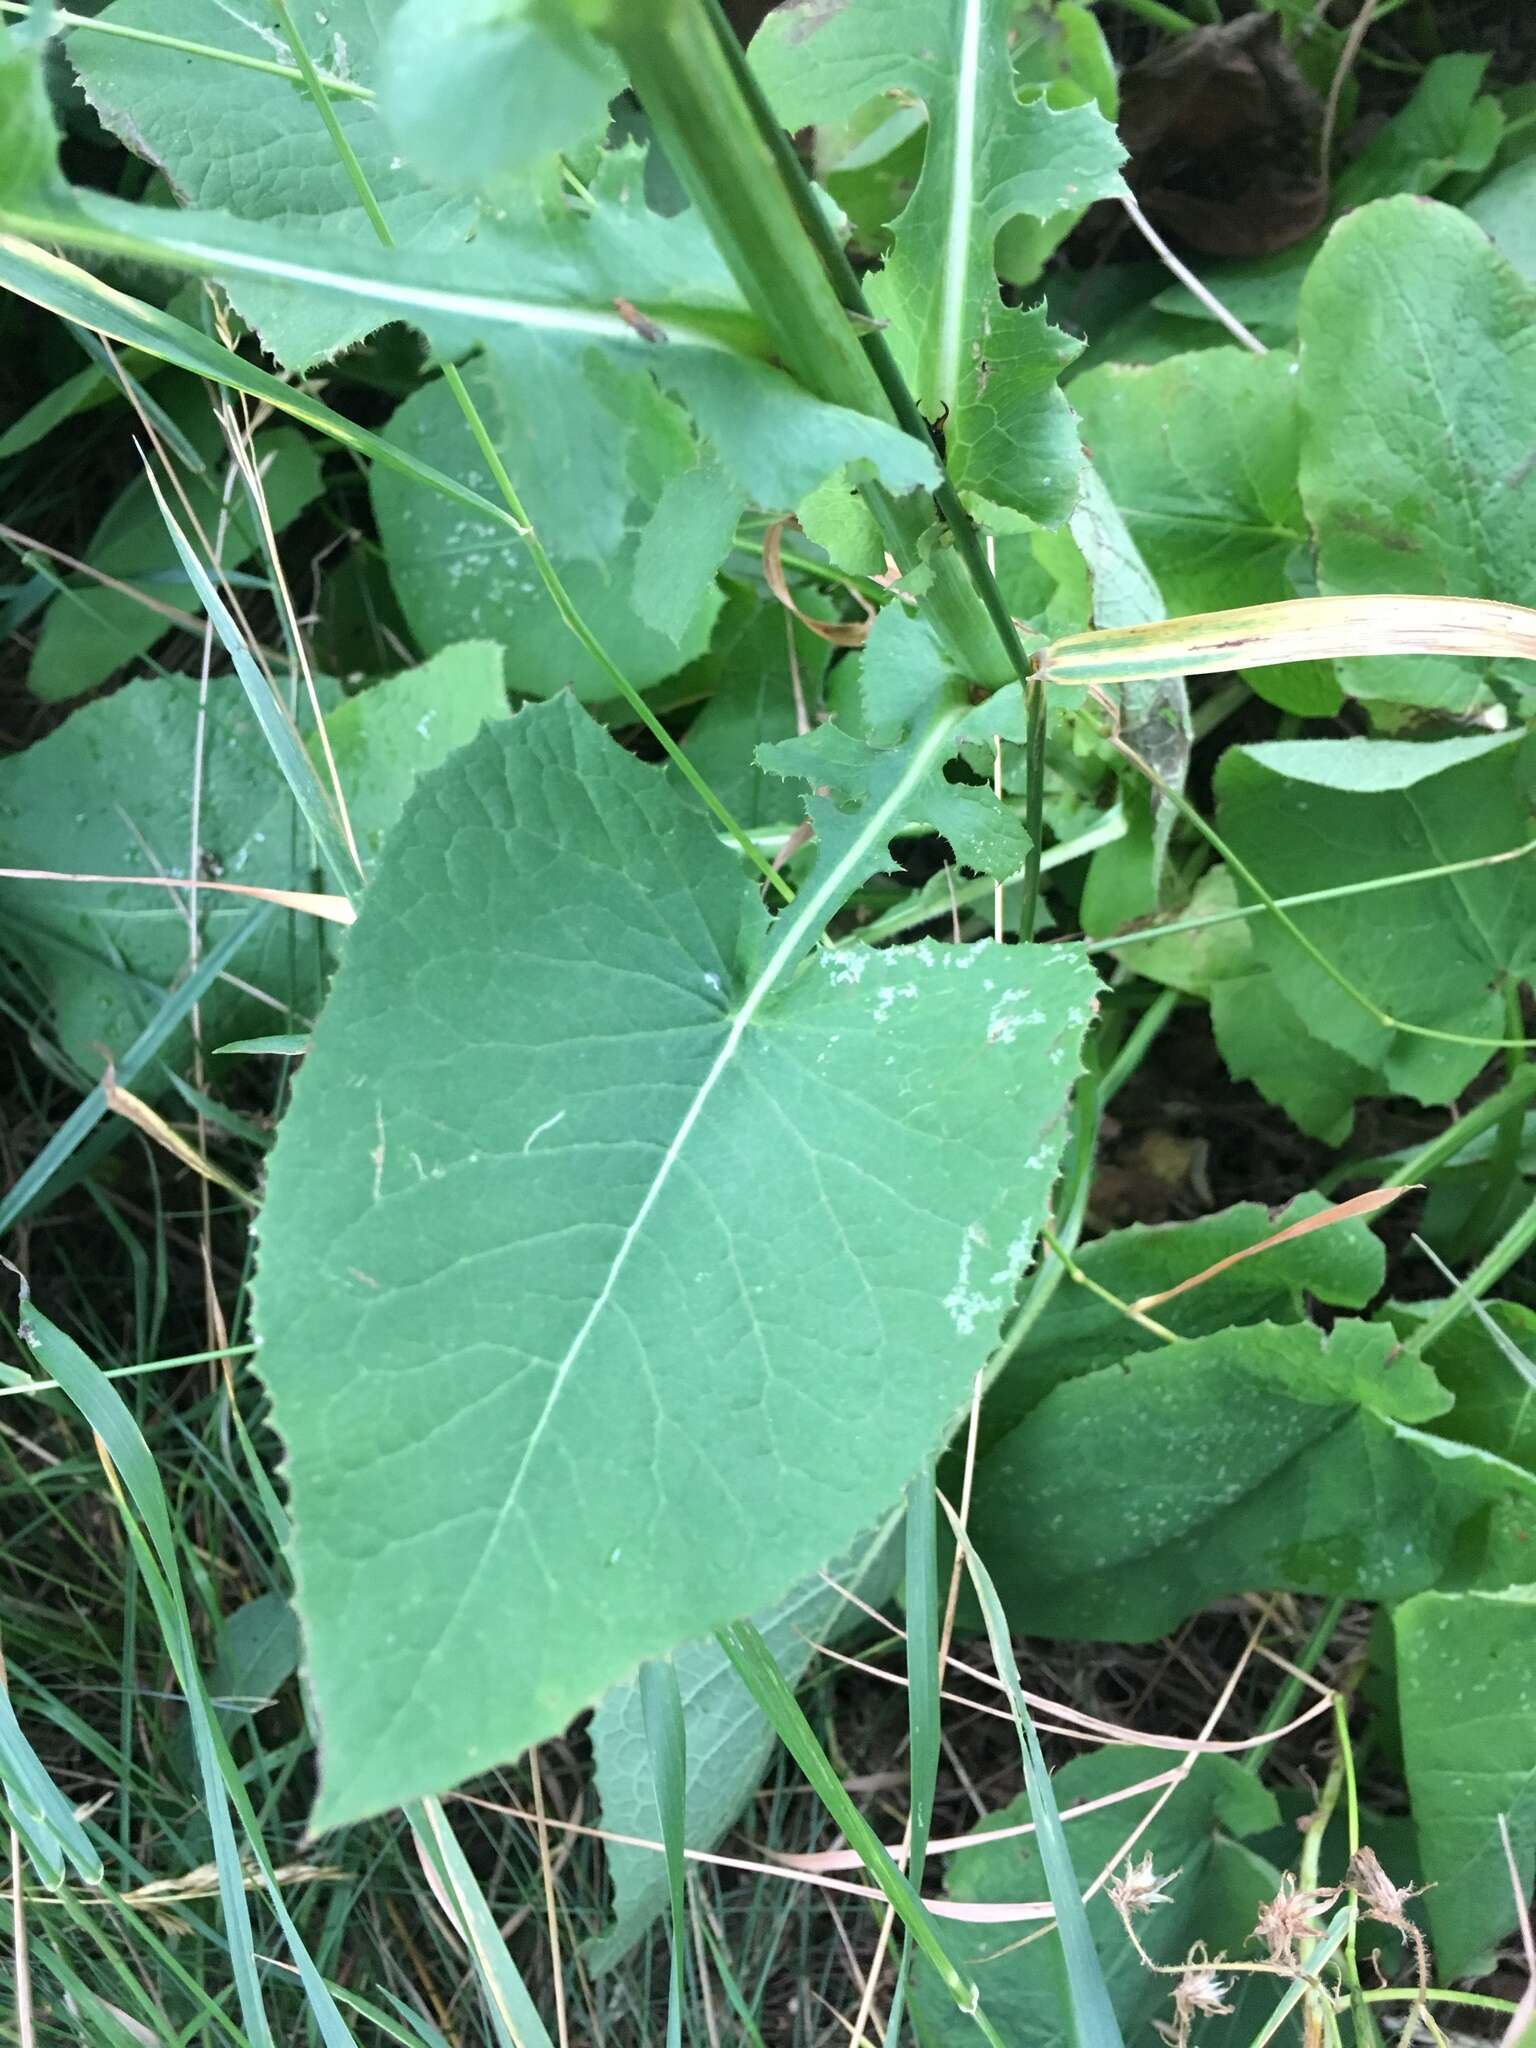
top-left (751, 0), bottom-right (1125, 526)
top-left (68, 0), bottom-right (477, 369)
top-left (967, 1319), bottom-right (1536, 1640)
top-left (254, 695), bottom-right (1097, 1824)
top-left (1299, 196), bottom-right (1536, 712)
top-left (759, 718), bottom-right (1032, 891)
top-left (1395, 1586), bottom-right (1536, 1980)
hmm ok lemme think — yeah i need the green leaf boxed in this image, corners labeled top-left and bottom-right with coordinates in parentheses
top-left (380, 0), bottom-right (624, 198)
top-left (760, 715), bottom-right (1032, 888)
top-left (587, 1524), bottom-right (898, 1968)
top-left (1071, 348), bottom-right (1338, 716)
top-left (981, 1194), bottom-right (1386, 1445)
top-left (995, 0), bottom-right (1118, 287)
top-left (1333, 54), bottom-right (1503, 210)
top-left (1210, 970), bottom-right (1376, 1145)
top-left (0, 643), bottom-right (507, 1077)
top-left (632, 460), bottom-right (744, 645)
top-left (751, 0), bottom-right (1124, 525)
top-left (29, 388), bottom-right (322, 703)
top-left (1396, 1585), bottom-right (1536, 1978)
top-left (967, 1319), bottom-right (1536, 1640)
top-left (68, 0), bottom-right (478, 369)
top-left (1298, 197), bottom-right (1536, 712)
top-left (0, 16), bottom-right (62, 206)
top-left (253, 695), bottom-right (1097, 1823)
top-left (1391, 1299), bottom-right (1536, 1473)
top-left (1214, 732), bottom-right (1536, 1109)
top-left (910, 1748), bottom-right (1281, 2048)
top-left (372, 363), bottom-right (722, 697)
top-left (679, 598), bottom-right (834, 829)
top-left (1467, 157), bottom-right (1536, 286)
top-left (207, 1593), bottom-right (300, 1719)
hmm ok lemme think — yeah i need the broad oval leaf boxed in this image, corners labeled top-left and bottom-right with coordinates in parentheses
top-left (255, 696), bottom-right (1096, 1824)
top-left (1298, 196), bottom-right (1536, 712)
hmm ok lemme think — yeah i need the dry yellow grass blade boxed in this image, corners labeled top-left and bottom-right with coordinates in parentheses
top-left (101, 1072), bottom-right (256, 1208)
top-left (0, 867), bottom-right (354, 924)
top-left (1040, 594), bottom-right (1536, 686)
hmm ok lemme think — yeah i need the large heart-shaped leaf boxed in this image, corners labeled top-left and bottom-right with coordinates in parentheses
top-left (255, 695), bottom-right (1096, 1823)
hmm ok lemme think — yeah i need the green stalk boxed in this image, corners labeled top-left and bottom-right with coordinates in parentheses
top-left (1457, 981), bottom-right (1530, 1252)
top-left (1324, 1063), bottom-right (1536, 1195)
top-left (694, 0), bottom-right (1049, 932)
top-left (1401, 1186), bottom-right (1536, 1357)
top-left (1241, 1597), bottom-right (1346, 1775)
top-left (593, 0), bottom-right (1021, 698)
top-left (268, 0), bottom-right (791, 903)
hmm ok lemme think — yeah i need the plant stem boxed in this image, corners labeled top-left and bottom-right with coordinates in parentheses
top-left (1242, 1597), bottom-right (1346, 1774)
top-left (601, 0), bottom-right (1065, 939)
top-left (1401, 1186), bottom-right (1536, 1357)
top-left (1318, 1063), bottom-right (1536, 1195)
top-left (694, 0), bottom-right (1050, 930)
top-left (266, 0), bottom-right (791, 902)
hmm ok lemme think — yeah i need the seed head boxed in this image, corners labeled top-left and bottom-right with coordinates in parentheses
top-left (1110, 1852), bottom-right (1179, 1919)
top-left (1251, 1874), bottom-right (1339, 1967)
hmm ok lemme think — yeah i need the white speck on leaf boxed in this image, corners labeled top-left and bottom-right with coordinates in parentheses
top-left (944, 1224), bottom-right (1005, 1338)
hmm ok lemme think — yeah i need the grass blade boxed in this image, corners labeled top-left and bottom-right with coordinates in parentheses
top-left (940, 1497), bottom-right (1126, 2048)
top-left (716, 1616), bottom-right (1006, 2044)
top-left (407, 1797), bottom-right (557, 2048)
top-left (138, 461), bottom-right (362, 901)
top-left (0, 235), bottom-right (525, 540)
top-left (3, 1277), bottom-right (363, 2048)
top-left (885, 1469), bottom-right (941, 2043)
top-left (0, 1665), bottom-right (103, 1887)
